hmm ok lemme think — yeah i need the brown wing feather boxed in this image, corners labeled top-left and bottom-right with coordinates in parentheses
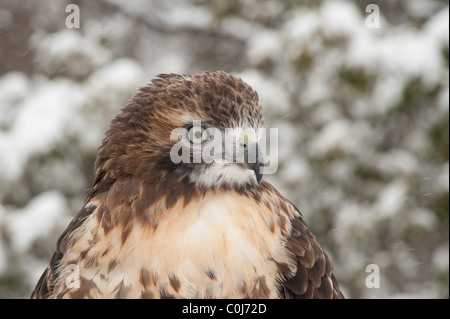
top-left (30, 204), bottom-right (98, 298)
top-left (280, 205), bottom-right (344, 299)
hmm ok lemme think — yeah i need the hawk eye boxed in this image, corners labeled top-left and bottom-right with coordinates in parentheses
top-left (187, 125), bottom-right (210, 144)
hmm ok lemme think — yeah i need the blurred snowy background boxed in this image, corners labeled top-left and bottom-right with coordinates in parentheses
top-left (0, 0), bottom-right (448, 298)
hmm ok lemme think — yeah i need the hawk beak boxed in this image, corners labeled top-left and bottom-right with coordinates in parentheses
top-left (236, 142), bottom-right (263, 184)
top-left (220, 129), bottom-right (264, 184)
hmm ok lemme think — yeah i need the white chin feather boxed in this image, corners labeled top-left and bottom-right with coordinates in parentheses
top-left (189, 163), bottom-right (258, 188)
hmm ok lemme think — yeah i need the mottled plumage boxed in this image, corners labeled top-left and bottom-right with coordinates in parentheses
top-left (31, 71), bottom-right (344, 299)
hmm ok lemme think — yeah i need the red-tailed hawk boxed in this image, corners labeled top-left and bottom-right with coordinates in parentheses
top-left (31, 71), bottom-right (344, 299)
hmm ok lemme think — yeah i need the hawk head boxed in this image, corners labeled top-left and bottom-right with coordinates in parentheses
top-left (94, 71), bottom-right (265, 194)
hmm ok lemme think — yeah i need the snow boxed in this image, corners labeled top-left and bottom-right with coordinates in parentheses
top-left (219, 15), bottom-right (257, 40)
top-left (247, 30), bottom-right (283, 65)
top-left (319, 0), bottom-right (365, 38)
top-left (407, 0), bottom-right (443, 19)
top-left (367, 75), bottom-right (404, 115)
top-left (376, 150), bottom-right (420, 176)
top-left (0, 72), bottom-right (30, 129)
top-left (279, 158), bottom-right (311, 185)
top-left (432, 244), bottom-right (450, 272)
top-left (437, 163), bottom-right (449, 191)
top-left (239, 69), bottom-right (290, 116)
top-left (0, 59), bottom-right (146, 183)
top-left (268, 121), bottom-right (300, 169)
top-left (309, 102), bottom-right (341, 125)
top-left (347, 26), bottom-right (446, 87)
top-left (0, 72), bottom-right (29, 106)
top-left (336, 202), bottom-right (367, 234)
top-left (240, 0), bottom-right (285, 22)
top-left (375, 180), bottom-right (408, 218)
top-left (0, 79), bottom-right (85, 181)
top-left (161, 4), bottom-right (213, 29)
top-left (148, 53), bottom-right (188, 76)
top-left (308, 119), bottom-right (369, 157)
top-left (31, 29), bottom-right (112, 79)
top-left (0, 0), bottom-right (448, 299)
top-left (4, 191), bottom-right (69, 253)
top-left (424, 6), bottom-right (450, 44)
top-left (284, 9), bottom-right (319, 44)
top-left (408, 207), bottom-right (437, 230)
top-left (105, 0), bottom-right (156, 15)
